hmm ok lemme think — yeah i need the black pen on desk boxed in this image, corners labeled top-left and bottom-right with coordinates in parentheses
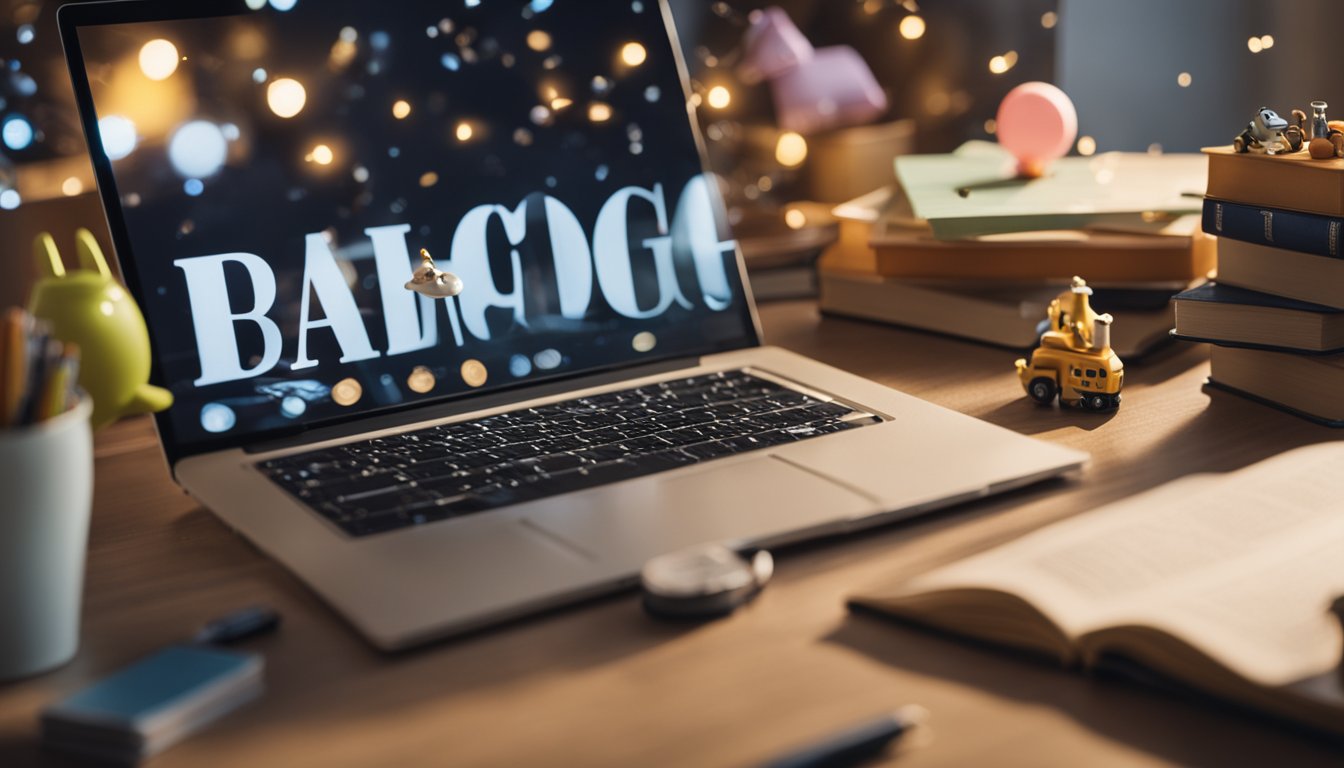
top-left (762, 707), bottom-right (929, 768)
top-left (192, 605), bottom-right (282, 646)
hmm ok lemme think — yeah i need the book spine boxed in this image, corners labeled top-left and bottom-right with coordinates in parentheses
top-left (1202, 199), bottom-right (1343, 258)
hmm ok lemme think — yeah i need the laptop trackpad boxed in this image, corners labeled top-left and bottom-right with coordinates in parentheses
top-left (521, 456), bottom-right (874, 566)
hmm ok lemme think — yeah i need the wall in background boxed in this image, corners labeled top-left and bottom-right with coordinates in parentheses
top-left (1059, 0), bottom-right (1343, 153)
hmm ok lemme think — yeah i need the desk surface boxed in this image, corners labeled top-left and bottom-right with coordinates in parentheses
top-left (2, 300), bottom-right (1340, 768)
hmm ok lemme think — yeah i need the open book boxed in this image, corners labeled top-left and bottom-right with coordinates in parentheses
top-left (851, 443), bottom-right (1344, 736)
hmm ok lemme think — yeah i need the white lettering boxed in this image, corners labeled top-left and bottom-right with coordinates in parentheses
top-left (292, 233), bottom-right (380, 370)
top-left (175, 253), bottom-right (283, 386)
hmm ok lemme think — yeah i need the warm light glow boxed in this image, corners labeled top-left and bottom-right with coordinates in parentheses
top-left (419, 171), bottom-right (439, 187)
top-left (621, 42), bottom-right (647, 67)
top-left (1247, 37), bottom-right (1263, 53)
top-left (461, 359), bottom-right (488, 388)
top-left (526, 30), bottom-right (552, 51)
top-left (61, 177), bottom-right (84, 197)
top-left (706, 85), bottom-right (732, 109)
top-left (408, 367), bottom-right (436, 394)
top-left (1040, 11), bottom-right (1058, 29)
top-left (267, 78), bottom-right (307, 118)
top-left (984, 118), bottom-right (997, 135)
top-left (332, 378), bottom-right (363, 406)
top-left (392, 100), bottom-right (412, 119)
top-left (632, 332), bottom-right (657, 353)
top-left (988, 51), bottom-right (1018, 74)
top-left (588, 102), bottom-right (612, 122)
top-left (308, 144), bottom-right (334, 165)
top-left (139, 39), bottom-right (180, 81)
top-left (550, 97), bottom-right (573, 110)
top-left (455, 122), bottom-right (474, 141)
top-left (1077, 135), bottom-right (1097, 156)
top-left (775, 131), bottom-right (808, 167)
top-left (1260, 34), bottom-right (1274, 49)
top-left (784, 208), bottom-right (807, 230)
top-left (898, 15), bottom-right (926, 40)
top-left (1177, 72), bottom-right (1192, 87)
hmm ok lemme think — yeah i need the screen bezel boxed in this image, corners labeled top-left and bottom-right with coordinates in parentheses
top-left (58, 0), bottom-right (763, 466)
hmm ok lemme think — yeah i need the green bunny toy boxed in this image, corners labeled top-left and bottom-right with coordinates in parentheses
top-left (27, 229), bottom-right (173, 430)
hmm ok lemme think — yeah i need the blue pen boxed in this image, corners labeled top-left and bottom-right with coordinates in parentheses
top-left (762, 707), bottom-right (929, 768)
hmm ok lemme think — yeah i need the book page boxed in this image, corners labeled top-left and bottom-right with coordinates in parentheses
top-left (864, 443), bottom-right (1344, 682)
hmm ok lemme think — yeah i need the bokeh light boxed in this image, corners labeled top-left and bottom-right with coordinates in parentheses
top-left (455, 121), bottom-right (474, 141)
top-left (621, 42), bottom-right (647, 66)
top-left (1177, 72), bottom-right (1192, 87)
top-left (706, 85), bottom-right (731, 109)
top-left (527, 30), bottom-right (552, 51)
top-left (200, 403), bottom-right (237, 433)
top-left (1077, 135), bottom-right (1097, 156)
top-left (632, 332), bottom-right (657, 353)
top-left (267, 78), bottom-right (307, 118)
top-left (408, 367), bottom-right (436, 394)
top-left (139, 39), bottom-right (179, 81)
top-left (98, 115), bottom-right (138, 160)
top-left (392, 99), bottom-right (412, 119)
top-left (169, 121), bottom-right (228, 178)
top-left (775, 131), bottom-right (808, 167)
top-left (784, 208), bottom-right (807, 230)
top-left (460, 359), bottom-right (488, 388)
top-left (588, 102), bottom-right (612, 122)
top-left (2, 116), bottom-right (33, 151)
top-left (899, 15), bottom-right (925, 40)
top-left (332, 378), bottom-right (363, 406)
top-left (308, 143), bottom-right (334, 165)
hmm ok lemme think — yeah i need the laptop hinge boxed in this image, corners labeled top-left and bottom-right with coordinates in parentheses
top-left (241, 355), bottom-right (704, 455)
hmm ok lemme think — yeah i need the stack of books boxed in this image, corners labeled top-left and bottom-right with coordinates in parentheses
top-left (1176, 147), bottom-right (1344, 425)
top-left (818, 144), bottom-right (1214, 357)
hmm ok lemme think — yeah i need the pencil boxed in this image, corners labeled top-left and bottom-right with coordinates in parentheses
top-left (2, 309), bottom-right (28, 427)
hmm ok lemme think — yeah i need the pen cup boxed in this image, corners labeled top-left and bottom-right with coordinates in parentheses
top-left (0, 396), bottom-right (93, 681)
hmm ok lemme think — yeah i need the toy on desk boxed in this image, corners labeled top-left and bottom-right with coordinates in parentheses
top-left (405, 248), bottom-right (464, 299)
top-left (27, 229), bottom-right (172, 430)
top-left (1233, 107), bottom-right (1306, 155)
top-left (737, 7), bottom-right (887, 135)
top-left (995, 82), bottom-right (1078, 179)
top-left (1303, 100), bottom-right (1344, 159)
top-left (1015, 277), bottom-right (1124, 412)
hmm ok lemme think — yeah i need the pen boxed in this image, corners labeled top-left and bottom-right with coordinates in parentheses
top-left (192, 605), bottom-right (282, 645)
top-left (761, 707), bottom-right (929, 768)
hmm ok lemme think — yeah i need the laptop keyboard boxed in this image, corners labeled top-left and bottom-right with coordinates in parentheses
top-left (259, 370), bottom-right (881, 537)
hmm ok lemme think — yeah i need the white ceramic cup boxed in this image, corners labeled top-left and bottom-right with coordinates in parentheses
top-left (0, 396), bottom-right (93, 681)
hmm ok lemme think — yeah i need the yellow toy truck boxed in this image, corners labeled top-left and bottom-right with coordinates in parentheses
top-left (1015, 277), bottom-right (1124, 411)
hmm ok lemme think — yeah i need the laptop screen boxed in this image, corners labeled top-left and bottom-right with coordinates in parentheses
top-left (66, 0), bottom-right (756, 455)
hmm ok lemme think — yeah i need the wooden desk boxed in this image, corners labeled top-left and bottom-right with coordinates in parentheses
top-left (2, 301), bottom-right (1340, 767)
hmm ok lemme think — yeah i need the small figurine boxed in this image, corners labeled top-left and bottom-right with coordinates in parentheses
top-left (405, 249), bottom-right (464, 299)
top-left (1305, 101), bottom-right (1344, 159)
top-left (737, 7), bottom-right (887, 135)
top-left (1015, 277), bottom-right (1124, 412)
top-left (1233, 107), bottom-right (1305, 155)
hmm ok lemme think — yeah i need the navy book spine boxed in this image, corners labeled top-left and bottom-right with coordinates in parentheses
top-left (1202, 199), bottom-right (1343, 258)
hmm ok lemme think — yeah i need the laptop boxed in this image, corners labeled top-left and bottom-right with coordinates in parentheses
top-left (59, 0), bottom-right (1086, 650)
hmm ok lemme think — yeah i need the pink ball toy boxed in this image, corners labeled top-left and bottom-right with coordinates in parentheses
top-left (996, 82), bottom-right (1078, 178)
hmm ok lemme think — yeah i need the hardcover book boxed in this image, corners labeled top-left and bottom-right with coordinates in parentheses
top-left (1205, 145), bottom-right (1344, 218)
top-left (1202, 198), bottom-right (1342, 259)
top-left (851, 442), bottom-right (1344, 736)
top-left (1216, 238), bottom-right (1344, 310)
top-left (1209, 345), bottom-right (1344, 426)
top-left (1173, 282), bottom-right (1344, 353)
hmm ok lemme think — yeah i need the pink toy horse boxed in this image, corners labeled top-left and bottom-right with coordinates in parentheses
top-left (738, 7), bottom-right (888, 136)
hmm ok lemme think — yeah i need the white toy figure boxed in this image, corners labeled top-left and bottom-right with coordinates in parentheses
top-left (405, 249), bottom-right (464, 299)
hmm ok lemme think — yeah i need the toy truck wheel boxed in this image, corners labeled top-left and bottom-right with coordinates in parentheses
top-left (1085, 393), bottom-right (1110, 411)
top-left (1028, 378), bottom-right (1057, 405)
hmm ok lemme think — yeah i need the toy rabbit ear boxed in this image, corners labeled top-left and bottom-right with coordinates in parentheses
top-left (75, 228), bottom-right (112, 278)
top-left (33, 232), bottom-right (66, 279)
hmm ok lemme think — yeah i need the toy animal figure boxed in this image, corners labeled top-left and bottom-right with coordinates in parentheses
top-left (1233, 107), bottom-right (1306, 155)
top-left (28, 229), bottom-right (173, 430)
top-left (737, 7), bottom-right (887, 135)
top-left (405, 248), bottom-right (464, 299)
